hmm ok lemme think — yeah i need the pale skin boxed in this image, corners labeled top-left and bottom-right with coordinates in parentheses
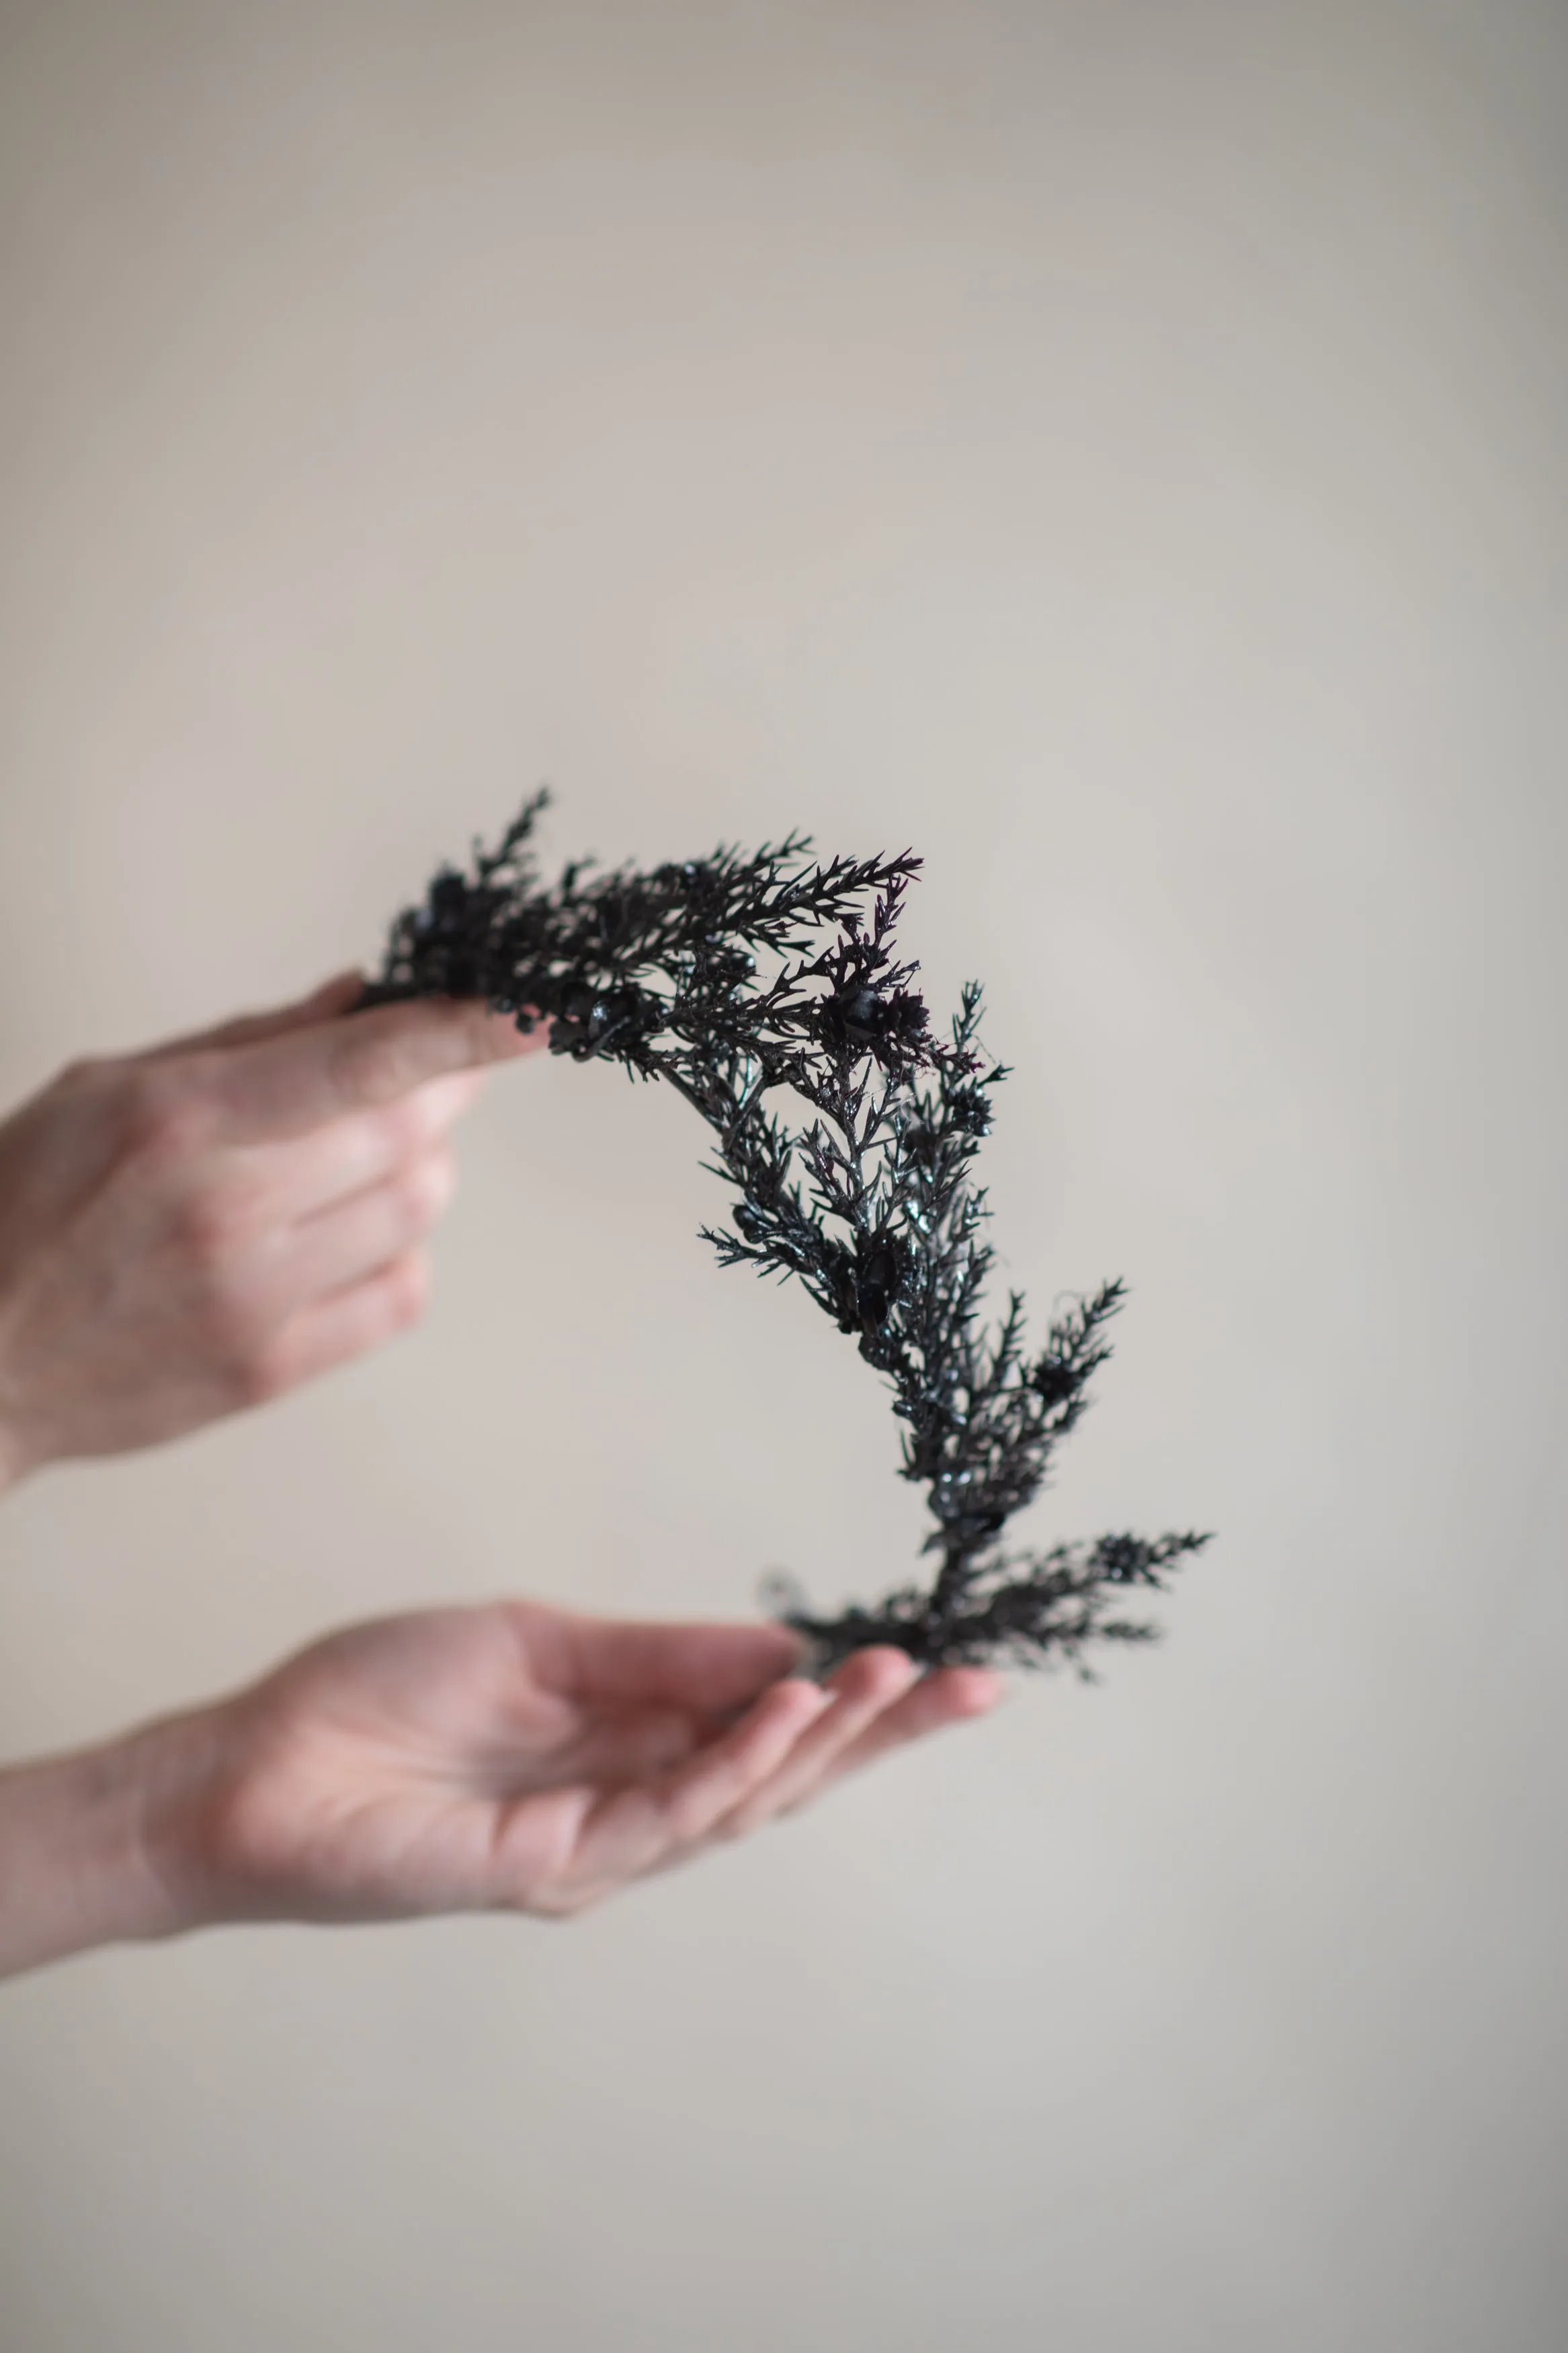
top-left (0, 978), bottom-right (1001, 1981)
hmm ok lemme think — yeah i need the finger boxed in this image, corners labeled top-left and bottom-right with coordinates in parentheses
top-left (203, 997), bottom-right (544, 1145)
top-left (257, 1249), bottom-right (430, 1396)
top-left (267, 1149), bottom-right (457, 1307)
top-left (575, 1677), bottom-right (831, 1887)
top-left (226, 1070), bottom-right (488, 1227)
top-left (708, 1646), bottom-right (923, 1837)
top-left (134, 971), bottom-right (368, 1064)
top-left (816, 1667), bottom-right (1005, 1788)
top-left (532, 1611), bottom-right (809, 1712)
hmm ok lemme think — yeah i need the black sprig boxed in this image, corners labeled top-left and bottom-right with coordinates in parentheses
top-left (366, 793), bottom-right (1210, 1673)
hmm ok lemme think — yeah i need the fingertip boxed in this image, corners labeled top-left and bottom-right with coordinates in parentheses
top-left (494, 1014), bottom-right (551, 1061)
top-left (454, 1000), bottom-right (550, 1064)
top-left (764, 1622), bottom-right (815, 1678)
top-left (932, 1666), bottom-right (1008, 1718)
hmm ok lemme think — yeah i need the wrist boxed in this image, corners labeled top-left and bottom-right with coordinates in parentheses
top-left (0, 1707), bottom-right (223, 1980)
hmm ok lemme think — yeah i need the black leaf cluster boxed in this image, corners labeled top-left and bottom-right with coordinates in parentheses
top-left (365, 792), bottom-right (1210, 1675)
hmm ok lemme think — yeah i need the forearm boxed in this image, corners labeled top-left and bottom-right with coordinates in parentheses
top-left (0, 1716), bottom-right (208, 1981)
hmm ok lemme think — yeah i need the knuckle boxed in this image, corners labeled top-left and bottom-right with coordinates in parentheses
top-left (171, 1189), bottom-right (249, 1274)
top-left (118, 1070), bottom-right (212, 1166)
top-left (382, 1071), bottom-right (476, 1150)
top-left (401, 1147), bottom-right (457, 1229)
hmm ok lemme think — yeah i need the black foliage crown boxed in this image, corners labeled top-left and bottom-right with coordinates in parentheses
top-left (365, 792), bottom-right (1209, 1674)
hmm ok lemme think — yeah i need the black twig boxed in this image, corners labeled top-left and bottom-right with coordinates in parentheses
top-left (365, 793), bottom-right (1210, 1673)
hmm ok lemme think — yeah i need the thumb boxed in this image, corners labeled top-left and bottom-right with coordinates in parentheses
top-left (134, 971), bottom-right (368, 1064)
top-left (202, 994), bottom-right (544, 1143)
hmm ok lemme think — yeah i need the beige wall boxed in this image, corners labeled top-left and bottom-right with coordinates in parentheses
top-left (1, 3), bottom-right (1565, 2347)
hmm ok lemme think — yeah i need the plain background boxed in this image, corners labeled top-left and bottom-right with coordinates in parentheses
top-left (1, 3), bottom-right (1564, 2348)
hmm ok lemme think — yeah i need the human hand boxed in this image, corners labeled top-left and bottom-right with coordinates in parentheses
top-left (0, 976), bottom-right (542, 1491)
top-left (0, 1600), bottom-right (1003, 1972)
top-left (119, 1601), bottom-right (1002, 1937)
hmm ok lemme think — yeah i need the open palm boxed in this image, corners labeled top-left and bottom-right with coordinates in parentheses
top-left (175, 1600), bottom-right (1003, 1925)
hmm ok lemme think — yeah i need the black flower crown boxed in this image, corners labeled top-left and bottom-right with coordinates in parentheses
top-left (366, 791), bottom-right (1209, 1675)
